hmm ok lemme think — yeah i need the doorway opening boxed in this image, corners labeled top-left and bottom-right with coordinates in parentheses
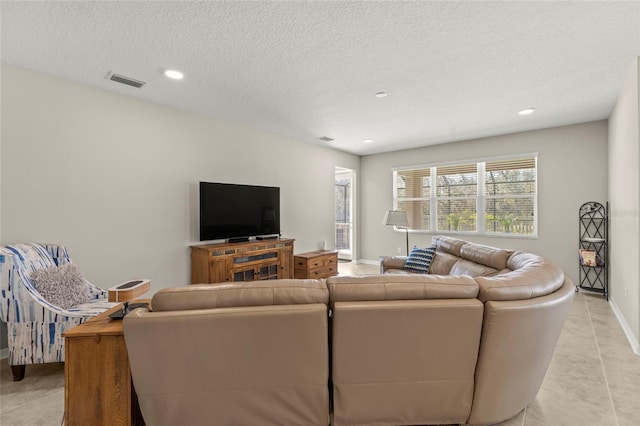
top-left (335, 167), bottom-right (354, 261)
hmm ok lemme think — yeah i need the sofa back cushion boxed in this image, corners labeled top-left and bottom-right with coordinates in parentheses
top-left (331, 298), bottom-right (483, 425)
top-left (432, 235), bottom-right (466, 256)
top-left (152, 279), bottom-right (328, 312)
top-left (431, 236), bottom-right (514, 276)
top-left (327, 274), bottom-right (478, 306)
top-left (124, 303), bottom-right (330, 425)
top-left (450, 259), bottom-right (501, 277)
top-left (428, 251), bottom-right (460, 275)
top-left (460, 242), bottom-right (513, 271)
top-left (474, 252), bottom-right (565, 302)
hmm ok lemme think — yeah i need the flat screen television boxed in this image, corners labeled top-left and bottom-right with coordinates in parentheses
top-left (199, 182), bottom-right (281, 242)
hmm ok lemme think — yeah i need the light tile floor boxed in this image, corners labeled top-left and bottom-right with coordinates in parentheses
top-left (1, 262), bottom-right (638, 425)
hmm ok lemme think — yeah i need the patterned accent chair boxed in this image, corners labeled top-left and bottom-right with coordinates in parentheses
top-left (0, 243), bottom-right (116, 381)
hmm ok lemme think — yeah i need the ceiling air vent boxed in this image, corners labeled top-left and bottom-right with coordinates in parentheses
top-left (318, 136), bottom-right (334, 142)
top-left (107, 72), bottom-right (146, 88)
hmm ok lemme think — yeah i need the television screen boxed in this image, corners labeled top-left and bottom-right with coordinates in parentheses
top-left (199, 182), bottom-right (280, 241)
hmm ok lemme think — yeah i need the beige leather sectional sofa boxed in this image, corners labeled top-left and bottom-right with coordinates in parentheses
top-left (123, 236), bottom-right (574, 426)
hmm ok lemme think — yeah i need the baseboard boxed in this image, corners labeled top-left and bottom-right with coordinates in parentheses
top-left (0, 347), bottom-right (8, 360)
top-left (609, 296), bottom-right (640, 355)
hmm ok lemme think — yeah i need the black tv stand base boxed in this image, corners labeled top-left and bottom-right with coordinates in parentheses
top-left (227, 237), bottom-right (250, 243)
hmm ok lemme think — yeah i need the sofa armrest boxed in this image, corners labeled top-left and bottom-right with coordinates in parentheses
top-left (379, 256), bottom-right (407, 274)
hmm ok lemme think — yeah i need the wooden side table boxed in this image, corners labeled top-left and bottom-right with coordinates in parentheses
top-left (294, 250), bottom-right (339, 279)
top-left (63, 302), bottom-right (147, 426)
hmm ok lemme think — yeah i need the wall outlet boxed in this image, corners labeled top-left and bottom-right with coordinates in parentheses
top-left (397, 247), bottom-right (402, 254)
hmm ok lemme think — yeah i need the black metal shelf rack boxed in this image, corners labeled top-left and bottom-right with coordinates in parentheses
top-left (577, 201), bottom-right (608, 300)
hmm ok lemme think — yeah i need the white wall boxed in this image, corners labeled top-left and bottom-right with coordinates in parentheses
top-left (0, 64), bottom-right (5, 354)
top-left (0, 65), bottom-right (359, 293)
top-left (360, 121), bottom-right (609, 283)
top-left (608, 57), bottom-right (640, 353)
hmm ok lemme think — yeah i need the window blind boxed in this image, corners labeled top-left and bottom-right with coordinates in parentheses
top-left (392, 154), bottom-right (537, 237)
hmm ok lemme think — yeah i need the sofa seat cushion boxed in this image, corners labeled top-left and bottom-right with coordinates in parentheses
top-left (152, 279), bottom-right (329, 312)
top-left (327, 274), bottom-right (479, 305)
top-left (474, 252), bottom-right (565, 302)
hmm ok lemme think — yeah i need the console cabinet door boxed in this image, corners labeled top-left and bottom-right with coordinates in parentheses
top-left (210, 257), bottom-right (232, 283)
top-left (280, 246), bottom-right (294, 279)
top-left (231, 265), bottom-right (257, 282)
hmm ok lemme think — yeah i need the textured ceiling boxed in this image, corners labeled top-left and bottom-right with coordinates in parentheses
top-left (1, 1), bottom-right (639, 155)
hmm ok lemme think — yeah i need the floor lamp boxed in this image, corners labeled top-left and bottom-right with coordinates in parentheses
top-left (383, 210), bottom-right (410, 255)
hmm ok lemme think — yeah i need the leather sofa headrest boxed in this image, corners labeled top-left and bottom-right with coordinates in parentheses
top-left (432, 236), bottom-right (514, 271)
top-left (327, 274), bottom-right (479, 305)
top-left (460, 242), bottom-right (514, 271)
top-left (432, 235), bottom-right (467, 256)
top-left (152, 279), bottom-right (329, 312)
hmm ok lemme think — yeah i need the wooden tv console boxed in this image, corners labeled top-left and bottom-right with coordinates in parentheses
top-left (191, 238), bottom-right (294, 284)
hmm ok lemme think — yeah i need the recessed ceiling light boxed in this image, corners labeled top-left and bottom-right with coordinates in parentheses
top-left (164, 69), bottom-right (184, 80)
top-left (375, 92), bottom-right (388, 98)
top-left (518, 107), bottom-right (535, 115)
top-left (363, 139), bottom-right (373, 144)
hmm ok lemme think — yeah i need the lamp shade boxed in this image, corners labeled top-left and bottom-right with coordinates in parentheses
top-left (382, 210), bottom-right (409, 228)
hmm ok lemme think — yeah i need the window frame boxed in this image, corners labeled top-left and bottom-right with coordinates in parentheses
top-left (392, 153), bottom-right (538, 239)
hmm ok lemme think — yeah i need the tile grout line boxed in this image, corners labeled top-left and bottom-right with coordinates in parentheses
top-left (584, 295), bottom-right (619, 426)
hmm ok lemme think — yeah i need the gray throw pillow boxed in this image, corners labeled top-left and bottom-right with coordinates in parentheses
top-left (29, 264), bottom-right (92, 309)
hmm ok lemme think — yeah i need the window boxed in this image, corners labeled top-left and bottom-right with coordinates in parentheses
top-left (484, 158), bottom-right (536, 235)
top-left (394, 168), bottom-right (431, 231)
top-left (393, 155), bottom-right (537, 237)
top-left (436, 163), bottom-right (477, 232)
